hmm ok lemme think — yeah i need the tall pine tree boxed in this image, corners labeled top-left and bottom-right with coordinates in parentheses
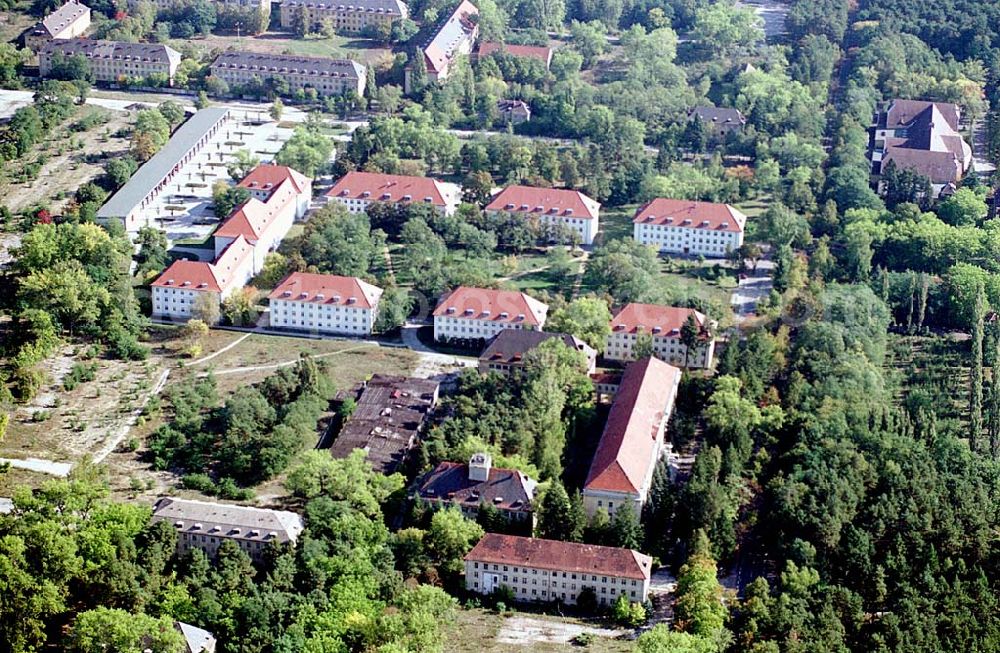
top-left (970, 282), bottom-right (985, 451)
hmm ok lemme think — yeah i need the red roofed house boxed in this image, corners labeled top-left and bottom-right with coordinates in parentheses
top-left (485, 185), bottom-right (600, 245)
top-left (464, 533), bottom-right (652, 606)
top-left (151, 235), bottom-right (256, 321)
top-left (326, 171), bottom-right (461, 216)
top-left (606, 303), bottom-right (715, 368)
top-left (433, 286), bottom-right (548, 345)
top-left (478, 41), bottom-right (554, 70)
top-left (268, 272), bottom-right (383, 335)
top-left (633, 198), bottom-right (746, 257)
top-left (214, 164), bottom-right (311, 273)
top-left (406, 0), bottom-right (479, 92)
top-left (582, 357), bottom-right (681, 518)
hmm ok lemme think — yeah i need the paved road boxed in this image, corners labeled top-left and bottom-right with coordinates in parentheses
top-left (0, 457), bottom-right (73, 477)
top-left (971, 116), bottom-right (997, 176)
top-left (731, 257), bottom-right (775, 320)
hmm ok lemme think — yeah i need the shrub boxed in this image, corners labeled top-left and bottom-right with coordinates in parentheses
top-left (572, 632), bottom-right (595, 646)
top-left (180, 473), bottom-right (216, 493)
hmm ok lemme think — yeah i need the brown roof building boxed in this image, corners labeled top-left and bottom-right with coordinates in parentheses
top-left (485, 185), bottom-right (600, 245)
top-left (331, 375), bottom-right (440, 474)
top-left (633, 197), bottom-right (746, 257)
top-left (415, 453), bottom-right (537, 526)
top-left (873, 99), bottom-right (973, 195)
top-left (326, 171), bottom-right (461, 216)
top-left (39, 39), bottom-right (181, 85)
top-left (464, 533), bottom-right (653, 606)
top-left (432, 286), bottom-right (549, 345)
top-left (478, 329), bottom-right (596, 375)
top-left (606, 303), bottom-right (715, 368)
top-left (406, 0), bottom-right (478, 91)
top-left (690, 106), bottom-right (746, 135)
top-left (582, 357), bottom-right (681, 517)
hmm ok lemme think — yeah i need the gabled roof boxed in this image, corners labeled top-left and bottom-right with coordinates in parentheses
top-left (422, 0), bottom-right (479, 73)
top-left (35, 1), bottom-right (89, 38)
top-left (433, 286), bottom-right (548, 326)
top-left (268, 272), bottom-right (383, 309)
top-left (486, 185), bottom-right (600, 220)
top-left (690, 106), bottom-right (746, 126)
top-left (416, 461), bottom-right (536, 512)
top-left (479, 329), bottom-right (594, 365)
top-left (326, 171), bottom-right (451, 206)
top-left (151, 497), bottom-right (304, 544)
top-left (41, 38), bottom-right (179, 64)
top-left (152, 235), bottom-right (254, 293)
top-left (282, 0), bottom-right (407, 16)
top-left (176, 622), bottom-right (215, 653)
top-left (238, 164), bottom-right (310, 195)
top-left (479, 41), bottom-right (553, 65)
top-left (885, 99), bottom-right (960, 131)
top-left (610, 303), bottom-right (707, 336)
top-left (584, 357), bottom-right (680, 495)
top-left (465, 533), bottom-right (652, 580)
top-left (214, 179), bottom-right (297, 241)
top-left (633, 198), bottom-right (746, 233)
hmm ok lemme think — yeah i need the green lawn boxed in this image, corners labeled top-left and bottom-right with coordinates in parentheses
top-left (599, 205), bottom-right (638, 244)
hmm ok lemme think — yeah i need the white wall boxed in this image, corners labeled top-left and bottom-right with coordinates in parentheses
top-left (464, 559), bottom-right (649, 606)
top-left (605, 332), bottom-right (715, 369)
top-left (270, 300), bottom-right (377, 335)
top-left (633, 222), bottom-right (743, 257)
top-left (433, 315), bottom-right (542, 342)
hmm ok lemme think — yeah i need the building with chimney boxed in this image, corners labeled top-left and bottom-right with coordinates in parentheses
top-left (209, 51), bottom-right (367, 98)
top-left (432, 286), bottom-right (548, 345)
top-left (415, 453), bottom-right (537, 527)
top-left (280, 0), bottom-right (408, 34)
top-left (406, 0), bottom-right (478, 91)
top-left (326, 171), bottom-right (461, 216)
top-left (605, 303), bottom-right (715, 368)
top-left (581, 357), bottom-right (681, 517)
top-left (632, 198), bottom-right (746, 257)
top-left (268, 272), bottom-right (383, 335)
top-left (26, 1), bottom-right (90, 51)
top-left (464, 533), bottom-right (653, 606)
top-left (485, 185), bottom-right (600, 245)
top-left (39, 39), bottom-right (181, 84)
top-left (150, 497), bottom-right (304, 562)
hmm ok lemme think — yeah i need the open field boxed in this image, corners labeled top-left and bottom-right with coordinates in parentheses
top-left (0, 105), bottom-right (133, 213)
top-left (0, 8), bottom-right (32, 44)
top-left (600, 205), bottom-right (638, 243)
top-left (445, 609), bottom-right (634, 653)
top-left (168, 31), bottom-right (392, 65)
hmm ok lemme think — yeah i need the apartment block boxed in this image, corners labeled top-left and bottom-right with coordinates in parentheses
top-left (605, 303), bottom-right (715, 368)
top-left (432, 286), bottom-right (548, 345)
top-left (268, 272), bottom-right (382, 335)
top-left (486, 185), bottom-right (600, 245)
top-left (26, 1), bottom-right (90, 51)
top-left (632, 198), bottom-right (746, 257)
top-left (39, 39), bottom-right (181, 84)
top-left (326, 170), bottom-right (461, 216)
top-left (210, 51), bottom-right (367, 98)
top-left (280, 0), bottom-right (408, 34)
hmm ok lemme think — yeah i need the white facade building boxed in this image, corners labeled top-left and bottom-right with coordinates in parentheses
top-left (39, 39), bottom-right (181, 84)
top-left (632, 198), bottom-right (746, 257)
top-left (464, 534), bottom-right (652, 607)
top-left (268, 272), bottom-right (382, 335)
top-left (326, 171), bottom-right (461, 216)
top-left (209, 52), bottom-right (366, 98)
top-left (605, 303), bottom-right (715, 369)
top-left (486, 185), bottom-right (600, 245)
top-left (151, 235), bottom-right (256, 321)
top-left (432, 286), bottom-right (548, 345)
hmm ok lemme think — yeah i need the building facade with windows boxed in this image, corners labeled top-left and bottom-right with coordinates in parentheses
top-left (464, 534), bottom-right (652, 606)
top-left (605, 303), bottom-right (715, 369)
top-left (209, 51), bottom-right (366, 98)
top-left (633, 198), bottom-right (746, 257)
top-left (151, 235), bottom-right (256, 321)
top-left (150, 497), bottom-right (304, 562)
top-left (26, 1), bottom-right (91, 51)
top-left (326, 171), bottom-right (461, 216)
top-left (39, 39), bottom-right (181, 84)
top-left (582, 357), bottom-right (681, 517)
top-left (485, 185), bottom-right (600, 245)
top-left (280, 0), bottom-right (408, 33)
top-left (268, 272), bottom-right (382, 335)
top-left (432, 286), bottom-right (548, 344)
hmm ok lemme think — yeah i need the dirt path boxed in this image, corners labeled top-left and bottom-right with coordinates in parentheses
top-left (203, 343), bottom-right (373, 376)
top-left (93, 369), bottom-right (170, 464)
top-left (191, 332), bottom-right (252, 366)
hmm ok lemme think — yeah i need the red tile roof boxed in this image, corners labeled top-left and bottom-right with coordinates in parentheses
top-left (465, 533), bottom-right (652, 580)
top-left (152, 235), bottom-right (254, 293)
top-left (326, 171), bottom-right (451, 207)
top-left (584, 357), bottom-right (680, 495)
top-left (214, 181), bottom-right (296, 242)
top-left (479, 41), bottom-right (553, 65)
top-left (268, 272), bottom-right (383, 309)
top-left (238, 164), bottom-right (309, 195)
top-left (151, 260), bottom-right (221, 292)
top-left (486, 185), bottom-right (600, 220)
top-left (432, 286), bottom-right (548, 326)
top-left (633, 198), bottom-right (746, 233)
top-left (610, 303), bottom-right (708, 336)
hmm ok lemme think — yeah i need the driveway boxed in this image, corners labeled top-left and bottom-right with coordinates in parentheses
top-left (731, 257), bottom-right (774, 320)
top-left (495, 615), bottom-right (627, 646)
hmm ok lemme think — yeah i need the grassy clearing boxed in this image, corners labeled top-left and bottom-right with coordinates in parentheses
top-left (599, 206), bottom-right (638, 244)
top-left (444, 608), bottom-right (634, 653)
